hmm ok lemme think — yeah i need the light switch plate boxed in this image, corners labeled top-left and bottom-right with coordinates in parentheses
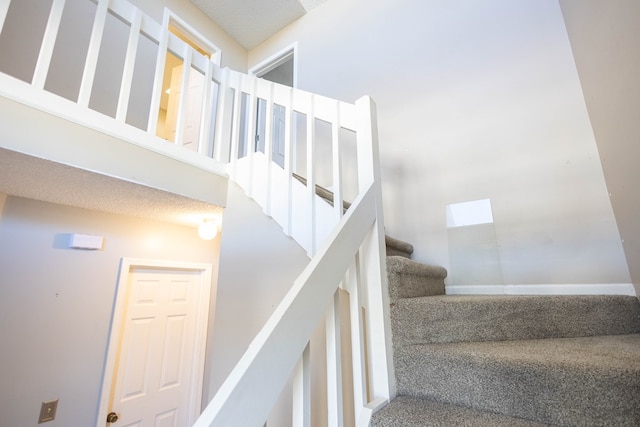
top-left (38, 399), bottom-right (58, 423)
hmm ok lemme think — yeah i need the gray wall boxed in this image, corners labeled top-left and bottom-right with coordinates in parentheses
top-left (559, 0), bottom-right (640, 295)
top-left (249, 0), bottom-right (631, 290)
top-left (0, 196), bottom-right (220, 427)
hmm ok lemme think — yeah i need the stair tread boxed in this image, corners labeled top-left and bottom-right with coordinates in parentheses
top-left (395, 333), bottom-right (640, 426)
top-left (371, 395), bottom-right (549, 427)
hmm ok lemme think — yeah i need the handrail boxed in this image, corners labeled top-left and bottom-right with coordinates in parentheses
top-left (195, 185), bottom-right (376, 427)
top-left (0, 0), bottom-right (394, 424)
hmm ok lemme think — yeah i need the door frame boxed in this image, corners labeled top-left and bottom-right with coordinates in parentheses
top-left (164, 8), bottom-right (222, 65)
top-left (249, 43), bottom-right (297, 88)
top-left (96, 258), bottom-right (214, 427)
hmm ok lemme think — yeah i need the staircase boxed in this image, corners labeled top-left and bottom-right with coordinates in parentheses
top-left (372, 240), bottom-right (640, 426)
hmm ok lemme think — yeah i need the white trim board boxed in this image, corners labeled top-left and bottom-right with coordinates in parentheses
top-left (446, 283), bottom-right (637, 296)
top-left (249, 43), bottom-right (298, 88)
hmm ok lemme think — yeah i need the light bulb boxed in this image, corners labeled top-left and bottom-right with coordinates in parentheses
top-left (198, 219), bottom-right (218, 240)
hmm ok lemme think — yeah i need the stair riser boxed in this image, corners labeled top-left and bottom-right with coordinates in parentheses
top-left (387, 256), bottom-right (447, 299)
top-left (391, 295), bottom-right (640, 346)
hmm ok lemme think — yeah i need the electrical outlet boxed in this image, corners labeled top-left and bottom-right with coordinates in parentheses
top-left (38, 399), bottom-right (58, 424)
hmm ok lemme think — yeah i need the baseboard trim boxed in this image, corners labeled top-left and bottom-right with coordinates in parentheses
top-left (446, 283), bottom-right (637, 296)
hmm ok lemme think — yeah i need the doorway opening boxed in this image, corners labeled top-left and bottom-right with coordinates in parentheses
top-left (156, 10), bottom-right (222, 151)
top-left (250, 44), bottom-right (296, 88)
top-left (248, 45), bottom-right (297, 168)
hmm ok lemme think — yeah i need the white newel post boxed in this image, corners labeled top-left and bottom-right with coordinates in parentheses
top-left (354, 96), bottom-right (396, 403)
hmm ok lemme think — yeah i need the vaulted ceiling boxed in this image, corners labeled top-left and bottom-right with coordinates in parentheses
top-left (190, 0), bottom-right (327, 49)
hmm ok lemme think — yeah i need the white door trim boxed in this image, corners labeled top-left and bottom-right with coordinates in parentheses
top-left (249, 42), bottom-right (298, 88)
top-left (163, 8), bottom-right (223, 65)
top-left (96, 258), bottom-right (214, 427)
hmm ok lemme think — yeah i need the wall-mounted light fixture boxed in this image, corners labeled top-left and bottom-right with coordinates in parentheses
top-left (198, 218), bottom-right (219, 240)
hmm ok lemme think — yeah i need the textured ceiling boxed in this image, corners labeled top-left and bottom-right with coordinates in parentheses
top-left (191, 0), bottom-right (327, 49)
top-left (0, 149), bottom-right (223, 228)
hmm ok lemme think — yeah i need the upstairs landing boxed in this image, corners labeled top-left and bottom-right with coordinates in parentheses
top-left (0, 94), bottom-right (227, 226)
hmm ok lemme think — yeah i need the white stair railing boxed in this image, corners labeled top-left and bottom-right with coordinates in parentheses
top-left (0, 0), bottom-right (394, 424)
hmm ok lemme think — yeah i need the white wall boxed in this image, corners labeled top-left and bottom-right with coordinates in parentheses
top-left (204, 182), bottom-right (310, 426)
top-left (559, 0), bottom-right (640, 296)
top-left (0, 196), bottom-right (220, 427)
top-left (249, 0), bottom-right (631, 289)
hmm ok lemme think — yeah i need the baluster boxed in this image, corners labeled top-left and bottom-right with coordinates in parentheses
top-left (326, 290), bottom-right (344, 427)
top-left (213, 68), bottom-right (234, 163)
top-left (345, 254), bottom-right (368, 418)
top-left (0, 0), bottom-right (10, 35)
top-left (115, 8), bottom-right (141, 123)
top-left (146, 24), bottom-right (168, 134)
top-left (262, 82), bottom-right (275, 215)
top-left (306, 95), bottom-right (316, 255)
top-left (331, 101), bottom-right (344, 220)
top-left (173, 46), bottom-right (192, 146)
top-left (78, 0), bottom-right (108, 107)
top-left (283, 86), bottom-right (294, 236)
top-left (245, 75), bottom-right (258, 196)
top-left (32, 0), bottom-right (65, 89)
top-left (292, 343), bottom-right (311, 427)
top-left (197, 60), bottom-right (214, 157)
top-left (227, 71), bottom-right (242, 176)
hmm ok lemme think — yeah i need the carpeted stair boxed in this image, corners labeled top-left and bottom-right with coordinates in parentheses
top-left (372, 240), bottom-right (640, 426)
top-left (302, 177), bottom-right (640, 425)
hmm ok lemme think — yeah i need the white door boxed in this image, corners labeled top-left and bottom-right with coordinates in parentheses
top-left (98, 260), bottom-right (213, 427)
top-left (166, 64), bottom-right (205, 151)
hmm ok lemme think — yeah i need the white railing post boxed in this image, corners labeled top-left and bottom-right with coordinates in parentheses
top-left (32, 0), bottom-right (65, 89)
top-left (115, 8), bottom-right (141, 123)
top-left (78, 0), bottom-right (109, 107)
top-left (262, 82), bottom-right (275, 216)
top-left (331, 101), bottom-right (344, 221)
top-left (345, 255), bottom-right (369, 426)
top-left (354, 96), bottom-right (395, 402)
top-left (306, 95), bottom-right (316, 255)
top-left (173, 46), bottom-right (192, 146)
top-left (292, 344), bottom-right (311, 427)
top-left (326, 290), bottom-right (344, 427)
top-left (227, 71), bottom-right (243, 174)
top-left (0, 0), bottom-right (11, 35)
top-left (198, 60), bottom-right (215, 157)
top-left (212, 67), bottom-right (233, 163)
top-left (146, 23), bottom-right (169, 134)
top-left (283, 87), bottom-right (295, 236)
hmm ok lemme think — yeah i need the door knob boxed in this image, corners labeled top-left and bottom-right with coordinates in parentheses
top-left (106, 412), bottom-right (119, 423)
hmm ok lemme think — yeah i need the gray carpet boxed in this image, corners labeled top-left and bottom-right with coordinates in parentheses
top-left (391, 294), bottom-right (640, 346)
top-left (395, 334), bottom-right (640, 426)
top-left (371, 396), bottom-right (550, 427)
top-left (387, 256), bottom-right (447, 299)
top-left (371, 239), bottom-right (640, 426)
